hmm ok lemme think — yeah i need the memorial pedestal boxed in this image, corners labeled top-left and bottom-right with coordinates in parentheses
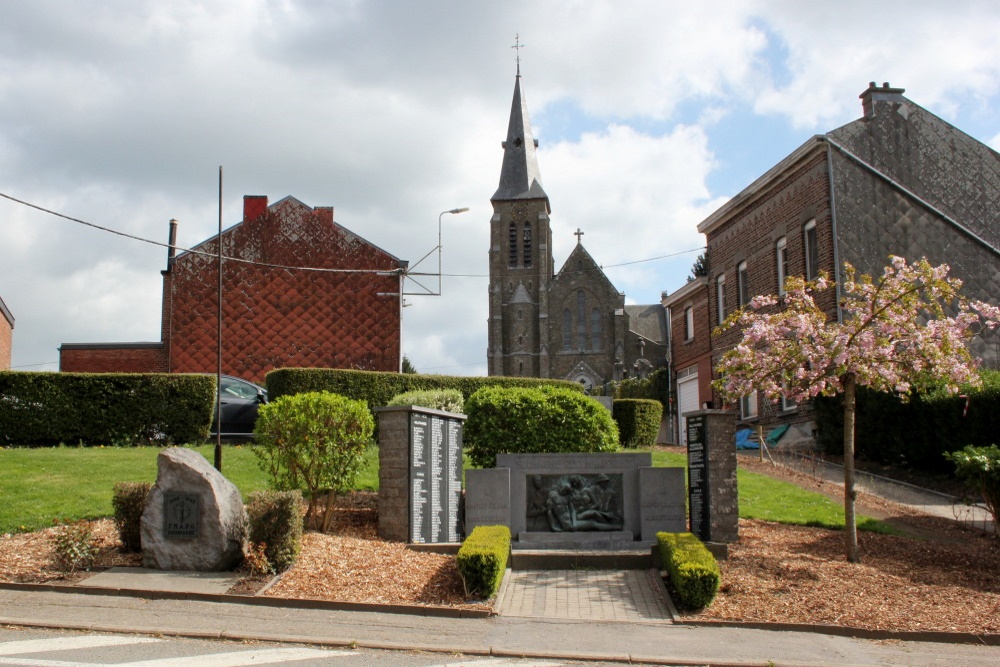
top-left (685, 409), bottom-right (738, 543)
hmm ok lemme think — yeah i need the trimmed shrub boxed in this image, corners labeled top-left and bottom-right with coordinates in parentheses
top-left (657, 532), bottom-right (720, 610)
top-left (246, 490), bottom-right (304, 573)
top-left (0, 371), bottom-right (215, 446)
top-left (613, 399), bottom-right (663, 449)
top-left (112, 482), bottom-right (152, 553)
top-left (464, 386), bottom-right (620, 468)
top-left (386, 389), bottom-right (464, 414)
top-left (613, 368), bottom-right (672, 408)
top-left (253, 391), bottom-right (373, 531)
top-left (457, 525), bottom-right (511, 599)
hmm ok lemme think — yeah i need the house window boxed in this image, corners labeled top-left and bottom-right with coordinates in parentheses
top-left (737, 261), bottom-right (749, 308)
top-left (562, 309), bottom-right (573, 350)
top-left (523, 222), bottom-right (532, 268)
top-left (590, 308), bottom-right (602, 350)
top-left (776, 236), bottom-right (788, 296)
top-left (741, 392), bottom-right (758, 419)
top-left (804, 220), bottom-right (818, 280)
top-left (508, 223), bottom-right (518, 267)
top-left (684, 306), bottom-right (694, 341)
top-left (781, 393), bottom-right (797, 412)
top-left (576, 290), bottom-right (587, 349)
top-left (716, 274), bottom-right (726, 324)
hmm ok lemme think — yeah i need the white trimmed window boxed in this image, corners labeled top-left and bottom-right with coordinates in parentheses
top-left (737, 261), bottom-right (749, 308)
top-left (684, 306), bottom-right (694, 341)
top-left (741, 392), bottom-right (758, 420)
top-left (776, 236), bottom-right (788, 296)
top-left (804, 220), bottom-right (818, 280)
top-left (716, 274), bottom-right (726, 324)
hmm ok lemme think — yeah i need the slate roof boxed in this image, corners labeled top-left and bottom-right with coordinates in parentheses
top-left (625, 304), bottom-right (667, 344)
top-left (492, 75), bottom-right (548, 202)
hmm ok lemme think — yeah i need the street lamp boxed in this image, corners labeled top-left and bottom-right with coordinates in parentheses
top-left (438, 207), bottom-right (469, 294)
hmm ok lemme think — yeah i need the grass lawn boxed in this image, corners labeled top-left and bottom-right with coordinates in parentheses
top-left (1, 443), bottom-right (890, 535)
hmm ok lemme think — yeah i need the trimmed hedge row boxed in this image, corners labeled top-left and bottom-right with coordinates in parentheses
top-left (265, 368), bottom-right (583, 414)
top-left (656, 532), bottom-right (720, 610)
top-left (613, 398), bottom-right (663, 448)
top-left (814, 369), bottom-right (1000, 472)
top-left (464, 385), bottom-right (620, 468)
top-left (246, 490), bottom-right (304, 573)
top-left (0, 372), bottom-right (215, 446)
top-left (457, 525), bottom-right (511, 599)
top-left (386, 388), bottom-right (464, 413)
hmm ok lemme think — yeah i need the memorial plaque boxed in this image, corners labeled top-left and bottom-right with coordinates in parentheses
top-left (409, 411), bottom-right (463, 543)
top-left (163, 491), bottom-right (200, 540)
top-left (687, 414), bottom-right (710, 540)
top-left (639, 467), bottom-right (687, 539)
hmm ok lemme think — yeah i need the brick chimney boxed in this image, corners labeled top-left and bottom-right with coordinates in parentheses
top-left (243, 195), bottom-right (269, 222)
top-left (860, 81), bottom-right (906, 118)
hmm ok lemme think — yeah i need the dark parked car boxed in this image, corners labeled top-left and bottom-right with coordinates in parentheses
top-left (211, 375), bottom-right (267, 437)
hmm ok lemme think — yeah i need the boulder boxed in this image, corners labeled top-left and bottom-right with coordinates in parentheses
top-left (140, 448), bottom-right (246, 571)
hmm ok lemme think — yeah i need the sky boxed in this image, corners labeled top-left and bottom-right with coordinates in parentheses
top-left (1, 0), bottom-right (998, 377)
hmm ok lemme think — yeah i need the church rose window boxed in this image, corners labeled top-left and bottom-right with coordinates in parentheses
top-left (590, 308), bottom-right (602, 350)
top-left (523, 222), bottom-right (532, 267)
top-left (563, 309), bottom-right (573, 350)
top-left (509, 223), bottom-right (518, 266)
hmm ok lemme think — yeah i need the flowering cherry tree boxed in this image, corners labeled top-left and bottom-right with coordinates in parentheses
top-left (714, 256), bottom-right (1000, 562)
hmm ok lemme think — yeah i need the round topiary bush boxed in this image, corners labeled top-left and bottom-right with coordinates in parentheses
top-left (464, 385), bottom-right (619, 468)
top-left (613, 398), bottom-right (663, 448)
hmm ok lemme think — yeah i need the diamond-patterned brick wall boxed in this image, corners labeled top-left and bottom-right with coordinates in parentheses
top-left (60, 345), bottom-right (167, 373)
top-left (831, 98), bottom-right (1000, 367)
top-left (167, 196), bottom-right (403, 384)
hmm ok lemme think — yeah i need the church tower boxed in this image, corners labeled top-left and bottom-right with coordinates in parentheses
top-left (487, 72), bottom-right (553, 377)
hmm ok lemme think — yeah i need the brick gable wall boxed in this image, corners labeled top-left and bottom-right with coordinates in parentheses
top-left (0, 314), bottom-right (11, 371)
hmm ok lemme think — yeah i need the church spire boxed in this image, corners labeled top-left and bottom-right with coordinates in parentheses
top-left (492, 73), bottom-right (548, 202)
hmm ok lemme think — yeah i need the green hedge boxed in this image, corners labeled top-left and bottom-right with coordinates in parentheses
top-left (386, 388), bottom-right (464, 413)
top-left (607, 368), bottom-right (671, 407)
top-left (0, 372), bottom-right (215, 446)
top-left (814, 369), bottom-right (1000, 472)
top-left (657, 532), bottom-right (720, 610)
top-left (266, 368), bottom-right (583, 413)
top-left (613, 399), bottom-right (663, 448)
top-left (246, 490), bottom-right (304, 573)
top-left (457, 525), bottom-right (511, 599)
top-left (464, 385), bottom-right (620, 468)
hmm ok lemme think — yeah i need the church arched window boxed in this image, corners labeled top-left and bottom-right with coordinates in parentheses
top-left (523, 222), bottom-right (532, 268)
top-left (508, 223), bottom-right (518, 266)
top-left (591, 308), bottom-right (602, 350)
top-left (576, 290), bottom-right (587, 350)
top-left (562, 309), bottom-right (572, 350)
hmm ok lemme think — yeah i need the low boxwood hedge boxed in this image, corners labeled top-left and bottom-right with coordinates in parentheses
top-left (657, 531), bottom-right (720, 610)
top-left (457, 525), bottom-right (511, 599)
top-left (613, 398), bottom-right (662, 448)
top-left (0, 372), bottom-right (215, 446)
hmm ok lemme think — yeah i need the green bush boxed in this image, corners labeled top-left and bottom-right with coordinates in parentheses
top-left (386, 388), bottom-right (464, 413)
top-left (613, 368), bottom-right (672, 407)
top-left (246, 490), bottom-right (304, 573)
top-left (657, 532), bottom-right (720, 610)
top-left (111, 482), bottom-right (152, 553)
top-left (464, 386), bottom-right (620, 468)
top-left (0, 372), bottom-right (215, 446)
top-left (51, 520), bottom-right (99, 573)
top-left (613, 399), bottom-right (663, 448)
top-left (253, 391), bottom-right (373, 531)
top-left (945, 444), bottom-right (1000, 535)
top-left (457, 525), bottom-right (511, 599)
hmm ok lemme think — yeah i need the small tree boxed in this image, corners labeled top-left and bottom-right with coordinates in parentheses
top-left (253, 391), bottom-right (374, 531)
top-left (688, 253), bottom-right (709, 282)
top-left (714, 256), bottom-right (1000, 562)
top-left (945, 444), bottom-right (1000, 536)
top-left (401, 355), bottom-right (418, 374)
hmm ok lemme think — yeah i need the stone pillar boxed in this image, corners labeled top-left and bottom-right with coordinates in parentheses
top-left (685, 409), bottom-right (738, 543)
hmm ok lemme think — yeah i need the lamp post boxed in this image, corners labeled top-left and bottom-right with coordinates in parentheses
top-left (437, 207), bottom-right (469, 294)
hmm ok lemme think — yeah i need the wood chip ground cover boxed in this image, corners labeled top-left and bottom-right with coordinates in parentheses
top-left (1, 472), bottom-right (996, 634)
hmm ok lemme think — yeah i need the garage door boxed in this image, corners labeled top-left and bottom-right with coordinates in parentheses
top-left (677, 374), bottom-right (699, 446)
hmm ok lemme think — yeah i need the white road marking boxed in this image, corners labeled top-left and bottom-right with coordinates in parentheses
top-left (0, 635), bottom-right (161, 655)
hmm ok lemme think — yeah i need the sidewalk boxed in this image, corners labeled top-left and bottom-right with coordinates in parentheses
top-left (2, 586), bottom-right (999, 666)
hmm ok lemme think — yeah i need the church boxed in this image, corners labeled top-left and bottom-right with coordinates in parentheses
top-left (486, 72), bottom-right (668, 389)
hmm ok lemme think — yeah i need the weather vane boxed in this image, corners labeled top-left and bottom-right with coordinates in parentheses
top-left (512, 33), bottom-right (524, 76)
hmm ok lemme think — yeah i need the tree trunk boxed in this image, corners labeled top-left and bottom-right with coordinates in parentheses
top-left (843, 374), bottom-right (860, 563)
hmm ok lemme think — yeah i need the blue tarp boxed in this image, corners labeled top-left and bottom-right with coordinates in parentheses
top-left (735, 428), bottom-right (755, 449)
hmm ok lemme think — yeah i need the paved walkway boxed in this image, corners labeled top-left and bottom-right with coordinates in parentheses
top-left (496, 569), bottom-right (673, 622)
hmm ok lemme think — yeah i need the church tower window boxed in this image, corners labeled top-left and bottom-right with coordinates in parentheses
top-left (590, 309), bottom-right (602, 350)
top-left (523, 222), bottom-right (532, 267)
top-left (508, 223), bottom-right (518, 266)
top-left (562, 309), bottom-right (573, 350)
top-left (576, 290), bottom-right (587, 349)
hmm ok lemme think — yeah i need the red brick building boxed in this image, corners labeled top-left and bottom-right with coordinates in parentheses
top-left (61, 195), bottom-right (407, 383)
top-left (663, 82), bottom-right (1000, 446)
top-left (0, 295), bottom-right (13, 370)
top-left (660, 278), bottom-right (712, 445)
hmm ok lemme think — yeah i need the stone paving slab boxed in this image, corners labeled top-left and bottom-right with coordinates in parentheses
top-left (496, 569), bottom-right (672, 622)
top-left (80, 567), bottom-right (240, 595)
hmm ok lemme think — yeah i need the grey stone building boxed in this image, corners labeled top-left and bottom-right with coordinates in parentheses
top-left (486, 73), bottom-right (667, 388)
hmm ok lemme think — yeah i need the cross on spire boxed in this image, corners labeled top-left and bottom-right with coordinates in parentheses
top-left (512, 34), bottom-right (524, 76)
top-left (574, 228), bottom-right (584, 244)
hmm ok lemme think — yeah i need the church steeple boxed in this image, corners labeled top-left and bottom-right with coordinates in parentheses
top-left (492, 74), bottom-right (548, 202)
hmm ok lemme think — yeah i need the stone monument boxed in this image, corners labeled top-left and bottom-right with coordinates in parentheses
top-left (685, 409), bottom-right (738, 543)
top-left (140, 447), bottom-right (246, 571)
